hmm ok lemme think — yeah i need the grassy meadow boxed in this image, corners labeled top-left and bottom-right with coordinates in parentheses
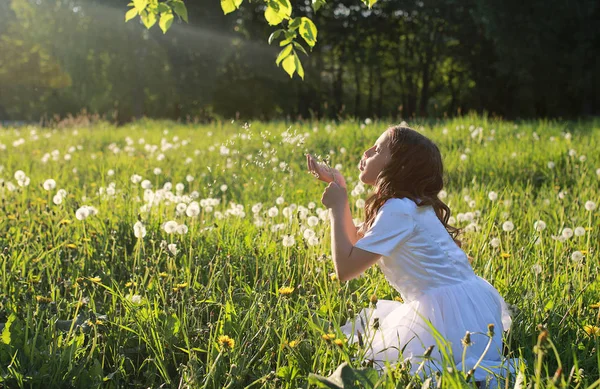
top-left (0, 116), bottom-right (599, 388)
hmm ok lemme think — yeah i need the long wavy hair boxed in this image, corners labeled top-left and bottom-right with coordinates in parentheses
top-left (360, 126), bottom-right (461, 246)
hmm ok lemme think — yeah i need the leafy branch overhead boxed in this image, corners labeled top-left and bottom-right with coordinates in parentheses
top-left (125, 0), bottom-right (378, 79)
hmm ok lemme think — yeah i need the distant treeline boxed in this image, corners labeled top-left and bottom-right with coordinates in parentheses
top-left (0, 0), bottom-right (598, 123)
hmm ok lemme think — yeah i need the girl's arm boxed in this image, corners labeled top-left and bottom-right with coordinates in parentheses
top-left (325, 183), bottom-right (381, 281)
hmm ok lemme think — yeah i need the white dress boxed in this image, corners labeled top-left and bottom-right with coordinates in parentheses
top-left (342, 198), bottom-right (517, 384)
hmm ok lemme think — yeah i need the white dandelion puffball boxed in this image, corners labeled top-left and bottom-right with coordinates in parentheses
top-left (186, 174), bottom-right (194, 182)
top-left (460, 154), bottom-right (467, 161)
top-left (502, 221), bottom-right (514, 232)
top-left (448, 216), bottom-right (456, 225)
top-left (488, 191), bottom-right (498, 201)
top-left (14, 170), bottom-right (26, 181)
top-left (276, 196), bottom-right (284, 205)
top-left (153, 167), bottom-right (162, 175)
top-left (175, 183), bottom-right (185, 192)
top-left (53, 194), bottom-right (63, 205)
top-left (438, 190), bottom-right (447, 200)
top-left (43, 179), bottom-right (56, 191)
top-left (141, 180), bottom-right (152, 189)
top-left (307, 216), bottom-right (319, 227)
top-left (107, 169), bottom-right (115, 176)
top-left (585, 201), bottom-right (597, 211)
top-left (571, 251), bottom-right (583, 263)
top-left (596, 168), bottom-right (600, 176)
top-left (75, 206), bottom-right (90, 221)
top-left (131, 174), bottom-right (142, 184)
top-left (133, 221), bottom-right (147, 239)
top-left (533, 220), bottom-right (546, 232)
top-left (531, 264), bottom-right (542, 275)
top-left (547, 161), bottom-right (555, 169)
top-left (574, 227), bottom-right (586, 237)
top-left (308, 236), bottom-right (319, 246)
top-left (251, 203), bottom-right (262, 214)
top-left (220, 184), bottom-right (228, 192)
top-left (176, 224), bottom-right (188, 235)
top-left (164, 220), bottom-right (178, 234)
top-left (176, 202), bottom-right (187, 213)
top-left (303, 229), bottom-right (315, 240)
top-left (168, 243), bottom-right (177, 255)
top-left (282, 235), bottom-right (295, 247)
top-left (561, 228), bottom-right (573, 239)
top-left (268, 207), bottom-right (279, 217)
top-left (355, 199), bottom-right (365, 208)
top-left (490, 238), bottom-right (500, 248)
top-left (186, 202), bottom-right (200, 217)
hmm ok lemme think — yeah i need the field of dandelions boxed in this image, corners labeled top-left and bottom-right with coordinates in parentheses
top-left (0, 116), bottom-right (598, 389)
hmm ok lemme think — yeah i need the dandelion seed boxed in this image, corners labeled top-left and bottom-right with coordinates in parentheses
top-left (133, 221), bottom-right (147, 238)
top-left (502, 221), bottom-right (514, 232)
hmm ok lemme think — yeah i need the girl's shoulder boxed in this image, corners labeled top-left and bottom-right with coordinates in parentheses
top-left (381, 197), bottom-right (418, 214)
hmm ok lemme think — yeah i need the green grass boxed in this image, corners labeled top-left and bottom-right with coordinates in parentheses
top-left (0, 115), bottom-right (598, 388)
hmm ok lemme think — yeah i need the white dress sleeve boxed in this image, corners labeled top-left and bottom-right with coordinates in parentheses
top-left (354, 200), bottom-right (415, 257)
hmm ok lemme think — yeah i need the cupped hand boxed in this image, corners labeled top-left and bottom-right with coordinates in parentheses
top-left (321, 181), bottom-right (348, 209)
top-left (306, 153), bottom-right (347, 188)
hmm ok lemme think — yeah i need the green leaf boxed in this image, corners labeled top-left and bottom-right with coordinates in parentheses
top-left (140, 10), bottom-right (157, 28)
top-left (288, 17), bottom-right (302, 31)
top-left (220, 0), bottom-right (243, 15)
top-left (293, 41), bottom-right (308, 55)
top-left (294, 52), bottom-right (304, 79)
top-left (299, 17), bottom-right (318, 47)
top-left (159, 12), bottom-right (174, 33)
top-left (133, 0), bottom-right (148, 13)
top-left (265, 0), bottom-right (291, 26)
top-left (282, 54), bottom-right (296, 78)
top-left (312, 0), bottom-right (326, 12)
top-left (268, 29), bottom-right (284, 45)
top-left (276, 44), bottom-right (293, 66)
top-left (157, 3), bottom-right (170, 13)
top-left (172, 0), bottom-right (188, 22)
top-left (125, 7), bottom-right (138, 22)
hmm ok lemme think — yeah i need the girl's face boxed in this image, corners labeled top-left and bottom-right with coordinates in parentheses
top-left (358, 129), bottom-right (393, 185)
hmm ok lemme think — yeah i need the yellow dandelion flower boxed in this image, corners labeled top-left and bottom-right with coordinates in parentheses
top-left (329, 273), bottom-right (337, 281)
top-left (95, 320), bottom-right (104, 325)
top-left (7, 215), bottom-right (16, 220)
top-left (334, 338), bottom-right (345, 348)
top-left (176, 282), bottom-right (188, 289)
top-left (59, 219), bottom-right (71, 225)
top-left (288, 340), bottom-right (299, 348)
top-left (583, 325), bottom-right (600, 337)
top-left (89, 276), bottom-right (102, 283)
top-left (278, 286), bottom-right (295, 296)
top-left (585, 227), bottom-right (592, 231)
top-left (125, 281), bottom-right (137, 288)
top-left (296, 189), bottom-right (304, 194)
top-left (159, 272), bottom-right (168, 278)
top-left (66, 243), bottom-right (77, 249)
top-left (218, 335), bottom-right (235, 350)
top-left (501, 252), bottom-right (511, 258)
top-left (36, 296), bottom-right (52, 304)
top-left (322, 333), bottom-right (336, 342)
top-left (580, 250), bottom-right (588, 255)
top-left (589, 302), bottom-right (600, 309)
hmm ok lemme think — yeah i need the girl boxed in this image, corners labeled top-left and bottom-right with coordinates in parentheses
top-left (306, 125), bottom-right (517, 386)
